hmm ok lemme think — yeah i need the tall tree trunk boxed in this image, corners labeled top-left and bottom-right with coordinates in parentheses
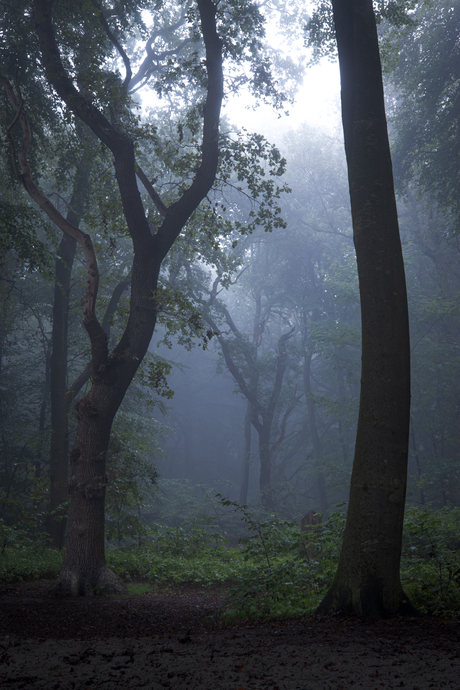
top-left (48, 230), bottom-right (77, 549)
top-left (36, 339), bottom-right (51, 482)
top-left (316, 0), bottom-right (416, 618)
top-left (239, 288), bottom-right (261, 504)
top-left (335, 356), bottom-right (350, 466)
top-left (304, 351), bottom-right (328, 513)
top-left (204, 289), bottom-right (294, 509)
top-left (58, 411), bottom-right (114, 594)
top-left (239, 400), bottom-right (252, 504)
top-left (48, 233), bottom-right (130, 553)
top-left (409, 415), bottom-right (425, 506)
top-left (255, 328), bottom-right (294, 509)
top-left (258, 425), bottom-right (272, 496)
top-left (48, 159), bottom-right (94, 549)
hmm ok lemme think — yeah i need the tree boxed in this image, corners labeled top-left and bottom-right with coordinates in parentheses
top-left (173, 125), bottom-right (359, 512)
top-left (380, 0), bottom-right (460, 509)
top-left (0, 264), bottom-right (52, 543)
top-left (1, 0), bottom-right (277, 595)
top-left (175, 234), bottom-right (298, 508)
top-left (396, 196), bottom-right (460, 508)
top-left (388, 0), bottom-right (460, 227)
top-left (314, 0), bottom-right (416, 617)
top-left (206, 285), bottom-right (296, 507)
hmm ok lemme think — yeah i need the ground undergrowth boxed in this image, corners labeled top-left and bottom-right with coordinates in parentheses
top-left (1, 503), bottom-right (460, 620)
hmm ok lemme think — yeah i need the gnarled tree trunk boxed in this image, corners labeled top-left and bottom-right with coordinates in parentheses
top-left (19, 0), bottom-right (223, 595)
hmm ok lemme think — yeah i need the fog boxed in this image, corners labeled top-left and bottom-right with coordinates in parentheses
top-left (2, 0), bottom-right (459, 551)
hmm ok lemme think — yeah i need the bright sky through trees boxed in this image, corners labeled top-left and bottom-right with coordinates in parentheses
top-left (224, 58), bottom-right (341, 138)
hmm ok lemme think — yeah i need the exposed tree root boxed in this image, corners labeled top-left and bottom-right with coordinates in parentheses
top-left (50, 565), bottom-right (127, 598)
top-left (316, 578), bottom-right (420, 619)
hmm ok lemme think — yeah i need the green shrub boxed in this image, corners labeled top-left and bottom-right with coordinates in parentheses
top-left (3, 499), bottom-right (460, 622)
top-left (219, 498), bottom-right (347, 620)
top-left (401, 506), bottom-right (460, 616)
top-left (107, 545), bottom-right (247, 585)
top-left (149, 520), bottom-right (229, 557)
top-left (0, 545), bottom-right (63, 583)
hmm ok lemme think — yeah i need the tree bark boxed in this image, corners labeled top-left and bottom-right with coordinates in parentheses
top-left (316, 0), bottom-right (416, 618)
top-left (47, 230), bottom-right (77, 549)
top-left (304, 351), bottom-right (328, 513)
top-left (24, 0), bottom-right (224, 595)
top-left (47, 163), bottom-right (89, 549)
top-left (239, 400), bottom-right (252, 505)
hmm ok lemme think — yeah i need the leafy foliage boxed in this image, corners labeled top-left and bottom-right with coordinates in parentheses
top-left (2, 500), bottom-right (460, 621)
top-left (218, 499), bottom-right (346, 619)
top-left (305, 0), bottom-right (417, 64)
top-left (401, 507), bottom-right (460, 615)
top-left (0, 545), bottom-right (62, 583)
top-left (0, 202), bottom-right (54, 276)
top-left (388, 0), bottom-right (460, 227)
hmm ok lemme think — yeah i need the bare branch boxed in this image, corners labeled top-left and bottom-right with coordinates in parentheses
top-left (136, 165), bottom-right (167, 217)
top-left (270, 383), bottom-right (303, 457)
top-left (130, 38), bottom-right (192, 92)
top-left (89, 0), bottom-right (132, 92)
top-left (208, 275), bottom-right (222, 304)
top-left (128, 6), bottom-right (191, 92)
top-left (265, 326), bottom-right (295, 422)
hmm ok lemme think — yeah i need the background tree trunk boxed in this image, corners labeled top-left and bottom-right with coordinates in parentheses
top-left (316, 0), bottom-right (416, 618)
top-left (47, 166), bottom-right (131, 550)
top-left (239, 400), bottom-right (252, 504)
top-left (47, 220), bottom-right (78, 549)
top-left (303, 351), bottom-right (328, 513)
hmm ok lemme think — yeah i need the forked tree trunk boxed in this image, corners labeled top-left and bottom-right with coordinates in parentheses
top-left (28, 0), bottom-right (224, 596)
top-left (204, 302), bottom-right (293, 509)
top-left (47, 178), bottom-right (130, 551)
top-left (316, 0), bottom-right (416, 618)
top-left (255, 328), bottom-right (294, 509)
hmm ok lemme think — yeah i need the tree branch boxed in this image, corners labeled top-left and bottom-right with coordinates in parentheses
top-left (33, 0), bottom-right (153, 254)
top-left (265, 327), bottom-right (295, 423)
top-left (66, 275), bottom-right (131, 410)
top-left (203, 310), bottom-right (262, 425)
top-left (270, 383), bottom-right (303, 457)
top-left (90, 0), bottom-right (132, 92)
top-left (0, 75), bottom-right (107, 371)
top-left (130, 36), bottom-right (191, 92)
top-left (153, 0), bottom-right (224, 257)
top-left (128, 6), bottom-right (189, 91)
top-left (136, 165), bottom-right (167, 217)
top-left (33, 0), bottom-right (125, 152)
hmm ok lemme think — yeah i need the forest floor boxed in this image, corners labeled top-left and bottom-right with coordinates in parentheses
top-left (0, 581), bottom-right (459, 689)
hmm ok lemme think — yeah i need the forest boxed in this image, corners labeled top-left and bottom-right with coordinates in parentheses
top-left (1, 0), bottom-right (460, 627)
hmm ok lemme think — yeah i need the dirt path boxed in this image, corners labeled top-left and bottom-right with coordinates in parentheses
top-left (1, 583), bottom-right (459, 688)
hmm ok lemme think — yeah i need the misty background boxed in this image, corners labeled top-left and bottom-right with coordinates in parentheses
top-left (1, 0), bottom-right (459, 547)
